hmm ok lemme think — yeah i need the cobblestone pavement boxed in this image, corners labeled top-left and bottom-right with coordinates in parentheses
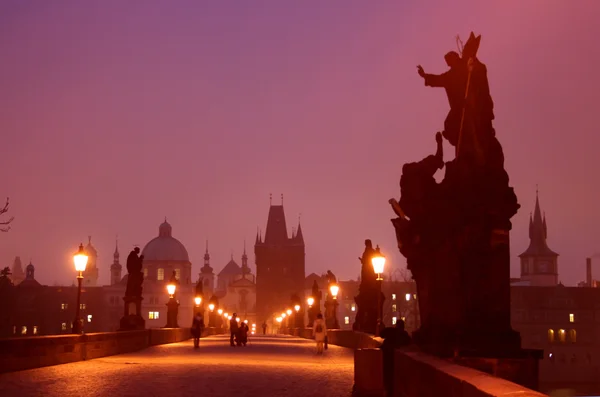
top-left (0, 335), bottom-right (355, 397)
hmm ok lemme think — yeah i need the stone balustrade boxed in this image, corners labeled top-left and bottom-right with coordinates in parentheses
top-left (0, 327), bottom-right (224, 373)
top-left (281, 328), bottom-right (549, 397)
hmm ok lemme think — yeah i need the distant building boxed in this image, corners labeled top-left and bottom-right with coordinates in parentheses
top-left (517, 191), bottom-right (559, 286)
top-left (83, 237), bottom-right (99, 287)
top-left (10, 257), bottom-right (24, 286)
top-left (255, 201), bottom-right (305, 323)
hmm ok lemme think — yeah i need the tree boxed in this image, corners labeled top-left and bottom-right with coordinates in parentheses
top-left (0, 197), bottom-right (14, 232)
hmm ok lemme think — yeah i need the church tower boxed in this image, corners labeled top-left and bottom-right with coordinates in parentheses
top-left (241, 241), bottom-right (250, 276)
top-left (11, 256), bottom-right (24, 286)
top-left (518, 189), bottom-right (559, 286)
top-left (255, 195), bottom-right (305, 323)
top-left (198, 241), bottom-right (215, 297)
top-left (83, 236), bottom-right (99, 286)
top-left (110, 239), bottom-right (122, 285)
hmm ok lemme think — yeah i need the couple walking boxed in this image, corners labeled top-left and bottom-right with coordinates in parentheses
top-left (229, 313), bottom-right (250, 347)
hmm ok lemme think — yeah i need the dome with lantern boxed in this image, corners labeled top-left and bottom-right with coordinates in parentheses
top-left (142, 220), bottom-right (190, 262)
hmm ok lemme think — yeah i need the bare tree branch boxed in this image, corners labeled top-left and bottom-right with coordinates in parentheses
top-left (0, 197), bottom-right (14, 232)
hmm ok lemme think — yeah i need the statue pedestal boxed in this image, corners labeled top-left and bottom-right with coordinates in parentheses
top-left (119, 296), bottom-right (145, 331)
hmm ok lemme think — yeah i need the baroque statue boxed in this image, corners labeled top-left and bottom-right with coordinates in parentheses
top-left (390, 32), bottom-right (520, 355)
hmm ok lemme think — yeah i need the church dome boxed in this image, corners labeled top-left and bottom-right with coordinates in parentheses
top-left (142, 220), bottom-right (190, 262)
top-left (85, 236), bottom-right (98, 257)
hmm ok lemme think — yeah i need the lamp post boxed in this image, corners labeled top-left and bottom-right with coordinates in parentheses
top-left (72, 244), bottom-right (89, 334)
top-left (329, 283), bottom-right (340, 329)
top-left (371, 245), bottom-right (386, 336)
top-left (294, 304), bottom-right (300, 328)
top-left (166, 275), bottom-right (179, 328)
top-left (286, 309), bottom-right (292, 328)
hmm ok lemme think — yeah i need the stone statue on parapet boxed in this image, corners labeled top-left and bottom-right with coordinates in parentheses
top-left (125, 247), bottom-right (144, 298)
top-left (391, 32), bottom-right (521, 356)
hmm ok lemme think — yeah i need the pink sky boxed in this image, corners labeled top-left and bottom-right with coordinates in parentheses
top-left (1, 0), bottom-right (599, 286)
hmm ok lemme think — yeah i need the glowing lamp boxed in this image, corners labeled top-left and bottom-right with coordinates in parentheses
top-left (218, 309), bottom-right (223, 315)
top-left (73, 244), bottom-right (89, 273)
top-left (371, 246), bottom-right (386, 280)
top-left (286, 309), bottom-right (292, 316)
top-left (330, 284), bottom-right (340, 299)
top-left (307, 297), bottom-right (314, 307)
top-left (281, 313), bottom-right (286, 318)
top-left (166, 283), bottom-right (176, 297)
top-left (208, 303), bottom-right (215, 312)
top-left (236, 317), bottom-right (240, 322)
top-left (276, 317), bottom-right (282, 323)
top-left (294, 304), bottom-right (300, 312)
top-left (194, 297), bottom-right (202, 306)
top-left (224, 312), bottom-right (229, 318)
top-left (228, 316), bottom-right (232, 320)
top-left (244, 319), bottom-right (248, 324)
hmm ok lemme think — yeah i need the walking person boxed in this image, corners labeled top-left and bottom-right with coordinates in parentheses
top-left (262, 321), bottom-right (267, 335)
top-left (312, 313), bottom-right (327, 354)
top-left (229, 313), bottom-right (239, 347)
top-left (191, 313), bottom-right (204, 349)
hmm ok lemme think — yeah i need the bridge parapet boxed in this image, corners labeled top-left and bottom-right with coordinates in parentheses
top-left (281, 328), bottom-right (547, 397)
top-left (0, 327), bottom-right (223, 373)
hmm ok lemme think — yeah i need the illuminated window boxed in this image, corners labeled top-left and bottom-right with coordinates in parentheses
top-left (392, 294), bottom-right (397, 301)
top-left (87, 315), bottom-right (92, 323)
top-left (175, 269), bottom-right (181, 280)
top-left (392, 304), bottom-right (397, 312)
top-left (12, 326), bottom-right (16, 334)
top-left (392, 317), bottom-right (397, 325)
top-left (351, 304), bottom-right (356, 312)
top-left (21, 326), bottom-right (27, 335)
top-left (149, 311), bottom-right (159, 320)
top-left (61, 323), bottom-right (67, 331)
top-left (405, 293), bottom-right (411, 301)
top-left (413, 294), bottom-right (417, 300)
top-left (33, 326), bottom-right (38, 335)
top-left (80, 303), bottom-right (86, 310)
top-left (158, 268), bottom-right (164, 281)
top-left (569, 313), bottom-right (575, 323)
top-left (558, 329), bottom-right (566, 343)
top-left (569, 329), bottom-right (576, 343)
top-left (401, 316), bottom-right (406, 322)
top-left (344, 316), bottom-right (349, 325)
top-left (548, 329), bottom-right (555, 342)
top-left (143, 268), bottom-right (148, 278)
top-left (61, 303), bottom-right (67, 310)
top-left (153, 311), bottom-right (159, 319)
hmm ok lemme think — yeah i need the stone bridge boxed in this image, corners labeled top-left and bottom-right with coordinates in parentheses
top-left (0, 328), bottom-right (548, 397)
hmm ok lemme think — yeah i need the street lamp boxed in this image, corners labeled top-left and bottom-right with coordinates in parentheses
top-left (166, 274), bottom-right (179, 328)
top-left (294, 304), bottom-right (300, 312)
top-left (218, 309), bottom-right (223, 316)
top-left (307, 297), bottom-right (314, 307)
top-left (167, 282), bottom-right (176, 298)
top-left (371, 245), bottom-right (386, 335)
top-left (72, 244), bottom-right (89, 334)
top-left (208, 303), bottom-right (215, 312)
top-left (194, 296), bottom-right (202, 307)
top-left (329, 284), bottom-right (340, 299)
top-left (286, 309), bottom-right (292, 316)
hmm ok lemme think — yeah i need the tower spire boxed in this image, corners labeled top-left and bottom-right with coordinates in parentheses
top-left (269, 193), bottom-right (272, 206)
top-left (281, 193), bottom-right (284, 205)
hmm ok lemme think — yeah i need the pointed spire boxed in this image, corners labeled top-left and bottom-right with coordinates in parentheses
top-left (519, 186), bottom-right (558, 258)
top-left (296, 214), bottom-right (304, 244)
top-left (113, 237), bottom-right (120, 264)
top-left (88, 235), bottom-right (92, 245)
top-left (243, 239), bottom-right (247, 254)
top-left (269, 193), bottom-right (272, 206)
top-left (281, 193), bottom-right (284, 205)
top-left (255, 227), bottom-right (260, 244)
top-left (205, 240), bottom-right (209, 254)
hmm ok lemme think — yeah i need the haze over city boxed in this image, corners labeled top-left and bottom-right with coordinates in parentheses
top-left (1, 0), bottom-right (598, 287)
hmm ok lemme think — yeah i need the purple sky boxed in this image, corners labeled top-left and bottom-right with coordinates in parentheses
top-left (1, 0), bottom-right (599, 287)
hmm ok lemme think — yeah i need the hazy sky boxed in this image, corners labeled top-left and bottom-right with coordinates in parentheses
top-left (1, 0), bottom-right (599, 287)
